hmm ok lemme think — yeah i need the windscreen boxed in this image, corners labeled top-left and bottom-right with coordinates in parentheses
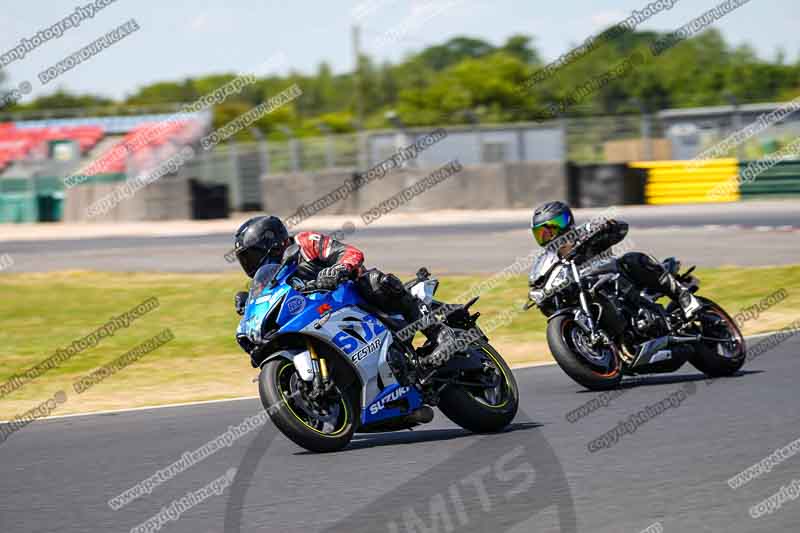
top-left (529, 249), bottom-right (559, 286)
top-left (248, 263), bottom-right (283, 301)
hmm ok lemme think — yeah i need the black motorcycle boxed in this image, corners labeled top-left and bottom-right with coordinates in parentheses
top-left (525, 234), bottom-right (746, 390)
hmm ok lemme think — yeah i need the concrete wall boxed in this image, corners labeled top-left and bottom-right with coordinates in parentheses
top-left (261, 161), bottom-right (567, 218)
top-left (64, 177), bottom-right (192, 222)
top-left (62, 161), bottom-right (567, 222)
top-left (505, 162), bottom-right (567, 208)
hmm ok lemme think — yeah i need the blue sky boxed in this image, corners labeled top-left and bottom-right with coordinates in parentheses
top-left (1, 0), bottom-right (797, 102)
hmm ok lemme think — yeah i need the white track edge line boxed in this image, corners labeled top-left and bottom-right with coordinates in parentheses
top-left (0, 395), bottom-right (260, 424)
top-left (0, 332), bottom-right (785, 424)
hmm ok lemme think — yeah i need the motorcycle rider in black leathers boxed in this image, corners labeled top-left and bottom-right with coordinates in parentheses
top-left (231, 216), bottom-right (457, 368)
top-left (530, 201), bottom-right (702, 318)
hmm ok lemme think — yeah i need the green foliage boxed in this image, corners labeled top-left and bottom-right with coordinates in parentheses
top-left (500, 34), bottom-right (542, 65)
top-left (415, 36), bottom-right (496, 70)
top-left (13, 29), bottom-right (800, 133)
top-left (16, 89), bottom-right (113, 110)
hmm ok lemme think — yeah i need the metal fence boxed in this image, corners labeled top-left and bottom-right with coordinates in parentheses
top-left (170, 106), bottom-right (800, 209)
top-left (207, 122), bottom-right (569, 177)
top-left (173, 123), bottom-right (567, 209)
top-left (3, 102), bottom-right (800, 219)
top-left (185, 103), bottom-right (800, 186)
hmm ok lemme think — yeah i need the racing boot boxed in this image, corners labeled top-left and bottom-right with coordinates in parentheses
top-left (659, 272), bottom-right (702, 320)
top-left (418, 323), bottom-right (460, 368)
top-left (382, 274), bottom-right (463, 368)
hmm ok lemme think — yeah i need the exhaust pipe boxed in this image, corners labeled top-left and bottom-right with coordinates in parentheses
top-left (632, 334), bottom-right (701, 368)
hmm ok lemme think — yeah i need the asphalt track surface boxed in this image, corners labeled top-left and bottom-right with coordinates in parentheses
top-left (2, 334), bottom-right (799, 532)
top-left (2, 202), bottom-right (800, 273)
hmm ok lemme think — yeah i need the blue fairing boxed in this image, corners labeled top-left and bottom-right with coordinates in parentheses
top-left (238, 263), bottom-right (366, 338)
top-left (362, 383), bottom-right (423, 425)
top-left (238, 261), bottom-right (422, 427)
top-left (277, 282), bottom-right (366, 334)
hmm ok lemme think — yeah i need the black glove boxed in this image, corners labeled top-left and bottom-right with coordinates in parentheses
top-left (234, 291), bottom-right (248, 315)
top-left (316, 264), bottom-right (350, 290)
top-left (602, 218), bottom-right (619, 231)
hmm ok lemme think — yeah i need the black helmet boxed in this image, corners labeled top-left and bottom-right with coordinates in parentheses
top-left (234, 216), bottom-right (290, 277)
top-left (531, 201), bottom-right (574, 246)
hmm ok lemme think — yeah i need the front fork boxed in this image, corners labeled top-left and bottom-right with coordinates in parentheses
top-left (569, 261), bottom-right (609, 347)
top-left (307, 340), bottom-right (334, 400)
top-left (569, 262), bottom-right (596, 332)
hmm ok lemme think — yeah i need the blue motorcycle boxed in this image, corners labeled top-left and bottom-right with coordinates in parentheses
top-left (236, 245), bottom-right (518, 452)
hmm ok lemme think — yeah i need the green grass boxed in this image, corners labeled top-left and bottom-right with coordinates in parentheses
top-left (0, 266), bottom-right (798, 417)
top-left (436, 264), bottom-right (800, 346)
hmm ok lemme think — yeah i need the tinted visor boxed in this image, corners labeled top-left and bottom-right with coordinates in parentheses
top-left (532, 212), bottom-right (571, 246)
top-left (236, 246), bottom-right (282, 278)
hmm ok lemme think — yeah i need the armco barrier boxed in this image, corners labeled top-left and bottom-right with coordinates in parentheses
top-left (740, 160), bottom-right (800, 198)
top-left (630, 159), bottom-right (740, 205)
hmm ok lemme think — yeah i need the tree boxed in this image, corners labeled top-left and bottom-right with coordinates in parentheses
top-left (415, 36), bottom-right (496, 71)
top-left (396, 52), bottom-right (535, 125)
top-left (501, 35), bottom-right (541, 65)
top-left (27, 89), bottom-right (113, 109)
top-left (126, 81), bottom-right (196, 105)
top-left (6, 29), bottom-right (800, 131)
top-left (308, 62), bottom-right (336, 114)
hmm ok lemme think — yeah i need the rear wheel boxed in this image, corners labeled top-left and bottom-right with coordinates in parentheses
top-left (547, 314), bottom-right (623, 391)
top-left (437, 343), bottom-right (518, 433)
top-left (259, 359), bottom-right (356, 453)
top-left (688, 297), bottom-right (746, 377)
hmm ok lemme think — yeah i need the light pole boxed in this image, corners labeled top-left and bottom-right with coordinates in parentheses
top-left (631, 97), bottom-right (652, 161)
top-left (317, 123), bottom-right (335, 169)
top-left (278, 125), bottom-right (299, 172)
top-left (463, 109), bottom-right (483, 164)
top-left (726, 92), bottom-right (744, 159)
top-left (385, 110), bottom-right (412, 167)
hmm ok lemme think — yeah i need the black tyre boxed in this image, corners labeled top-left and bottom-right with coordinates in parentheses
top-left (688, 297), bottom-right (746, 377)
top-left (259, 359), bottom-right (356, 453)
top-left (547, 314), bottom-right (623, 391)
top-left (437, 343), bottom-right (518, 433)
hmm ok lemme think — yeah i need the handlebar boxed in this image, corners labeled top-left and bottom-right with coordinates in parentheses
top-left (299, 280), bottom-right (318, 293)
top-left (298, 280), bottom-right (338, 294)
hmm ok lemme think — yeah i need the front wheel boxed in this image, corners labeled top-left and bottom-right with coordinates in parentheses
top-left (437, 343), bottom-right (518, 433)
top-left (547, 314), bottom-right (623, 391)
top-left (259, 359), bottom-right (356, 453)
top-left (688, 297), bottom-right (746, 377)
